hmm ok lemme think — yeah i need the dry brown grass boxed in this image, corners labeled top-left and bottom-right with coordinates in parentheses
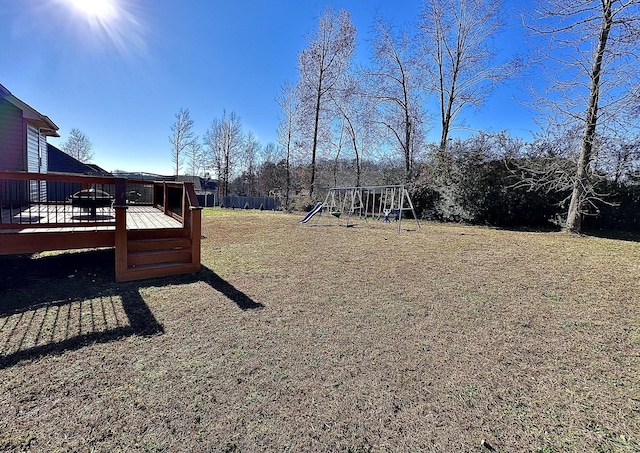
top-left (1, 209), bottom-right (639, 452)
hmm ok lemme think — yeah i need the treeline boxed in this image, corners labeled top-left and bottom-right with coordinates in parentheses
top-left (277, 1), bottom-right (640, 233)
top-left (170, 0), bottom-right (640, 234)
top-left (236, 130), bottom-right (640, 233)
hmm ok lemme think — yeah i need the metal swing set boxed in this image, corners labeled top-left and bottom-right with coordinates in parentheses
top-left (302, 185), bottom-right (421, 233)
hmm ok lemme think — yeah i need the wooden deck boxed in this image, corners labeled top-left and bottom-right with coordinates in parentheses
top-left (0, 172), bottom-right (202, 281)
top-left (0, 205), bottom-right (182, 232)
top-left (126, 206), bottom-right (183, 230)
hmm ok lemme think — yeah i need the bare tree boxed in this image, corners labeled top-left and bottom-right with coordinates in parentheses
top-left (276, 82), bottom-right (301, 209)
top-left (186, 140), bottom-right (204, 182)
top-left (256, 142), bottom-right (290, 200)
top-left (61, 128), bottom-right (94, 163)
top-left (418, 0), bottom-right (514, 154)
top-left (329, 74), bottom-right (376, 187)
top-left (367, 18), bottom-right (424, 181)
top-left (527, 0), bottom-right (640, 232)
top-left (203, 110), bottom-right (243, 198)
top-left (262, 142), bottom-right (279, 165)
top-left (169, 108), bottom-right (196, 176)
top-left (203, 126), bottom-right (223, 198)
top-left (241, 131), bottom-right (261, 196)
top-left (507, 124), bottom-right (584, 205)
top-left (296, 7), bottom-right (357, 199)
top-left (508, 127), bottom-right (640, 226)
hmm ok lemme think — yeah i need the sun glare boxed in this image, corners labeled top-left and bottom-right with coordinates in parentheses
top-left (65, 0), bottom-right (118, 21)
top-left (57, 0), bottom-right (147, 57)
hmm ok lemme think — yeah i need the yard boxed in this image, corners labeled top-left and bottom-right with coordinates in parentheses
top-left (1, 209), bottom-right (639, 452)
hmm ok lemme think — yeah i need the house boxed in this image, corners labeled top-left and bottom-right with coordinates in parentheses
top-left (47, 143), bottom-right (110, 176)
top-left (175, 175), bottom-right (218, 207)
top-left (47, 143), bottom-right (112, 202)
top-left (0, 83), bottom-right (59, 173)
top-left (0, 83), bottom-right (59, 202)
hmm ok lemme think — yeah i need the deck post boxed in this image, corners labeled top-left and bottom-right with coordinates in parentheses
top-left (114, 207), bottom-right (128, 281)
top-left (182, 185), bottom-right (188, 226)
top-left (190, 206), bottom-right (202, 268)
top-left (114, 178), bottom-right (128, 282)
top-left (183, 182), bottom-right (202, 271)
top-left (163, 182), bottom-right (169, 216)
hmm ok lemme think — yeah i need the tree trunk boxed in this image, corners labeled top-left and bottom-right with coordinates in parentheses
top-left (285, 137), bottom-right (291, 211)
top-left (565, 1), bottom-right (612, 233)
top-left (405, 113), bottom-right (412, 181)
top-left (352, 138), bottom-right (361, 188)
top-left (309, 83), bottom-right (322, 201)
top-left (403, 71), bottom-right (413, 181)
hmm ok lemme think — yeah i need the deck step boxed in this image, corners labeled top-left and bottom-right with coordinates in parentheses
top-left (119, 262), bottom-right (200, 282)
top-left (119, 227), bottom-right (197, 282)
top-left (127, 236), bottom-right (191, 252)
top-left (128, 248), bottom-right (192, 266)
top-left (127, 228), bottom-right (190, 241)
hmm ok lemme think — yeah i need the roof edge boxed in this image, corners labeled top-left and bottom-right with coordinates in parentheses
top-left (0, 83), bottom-right (59, 136)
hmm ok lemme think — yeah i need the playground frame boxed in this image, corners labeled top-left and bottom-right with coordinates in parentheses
top-left (300, 185), bottom-right (421, 233)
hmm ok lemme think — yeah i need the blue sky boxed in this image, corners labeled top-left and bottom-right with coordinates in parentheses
top-left (1, 0), bottom-right (535, 175)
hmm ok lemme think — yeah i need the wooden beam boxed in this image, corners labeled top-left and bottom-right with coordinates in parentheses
top-left (189, 207), bottom-right (202, 269)
top-left (114, 206), bottom-right (128, 282)
top-left (0, 170), bottom-right (116, 185)
top-left (0, 230), bottom-right (115, 255)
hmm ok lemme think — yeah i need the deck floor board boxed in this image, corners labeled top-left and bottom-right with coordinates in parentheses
top-left (0, 204), bottom-right (182, 233)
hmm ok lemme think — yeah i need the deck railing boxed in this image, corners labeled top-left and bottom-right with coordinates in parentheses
top-left (0, 171), bottom-right (199, 230)
top-left (1, 171), bottom-right (201, 280)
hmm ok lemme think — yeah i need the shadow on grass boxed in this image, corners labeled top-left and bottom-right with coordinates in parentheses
top-left (0, 249), bottom-right (262, 369)
top-left (196, 266), bottom-right (264, 310)
top-left (475, 224), bottom-right (640, 243)
top-left (582, 229), bottom-right (640, 243)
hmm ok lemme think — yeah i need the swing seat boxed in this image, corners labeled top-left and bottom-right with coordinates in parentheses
top-left (331, 211), bottom-right (342, 218)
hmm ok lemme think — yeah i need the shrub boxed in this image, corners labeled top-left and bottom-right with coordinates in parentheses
top-left (411, 135), bottom-right (566, 229)
top-left (582, 181), bottom-right (640, 233)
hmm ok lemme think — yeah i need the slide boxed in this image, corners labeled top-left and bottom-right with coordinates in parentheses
top-left (299, 202), bottom-right (324, 223)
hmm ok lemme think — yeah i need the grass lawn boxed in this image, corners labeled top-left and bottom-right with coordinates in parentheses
top-left (1, 208), bottom-right (639, 452)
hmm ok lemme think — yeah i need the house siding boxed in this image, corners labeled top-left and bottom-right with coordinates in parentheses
top-left (27, 124), bottom-right (38, 171)
top-left (27, 124), bottom-right (47, 201)
top-left (0, 99), bottom-right (25, 172)
top-left (39, 129), bottom-right (47, 174)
